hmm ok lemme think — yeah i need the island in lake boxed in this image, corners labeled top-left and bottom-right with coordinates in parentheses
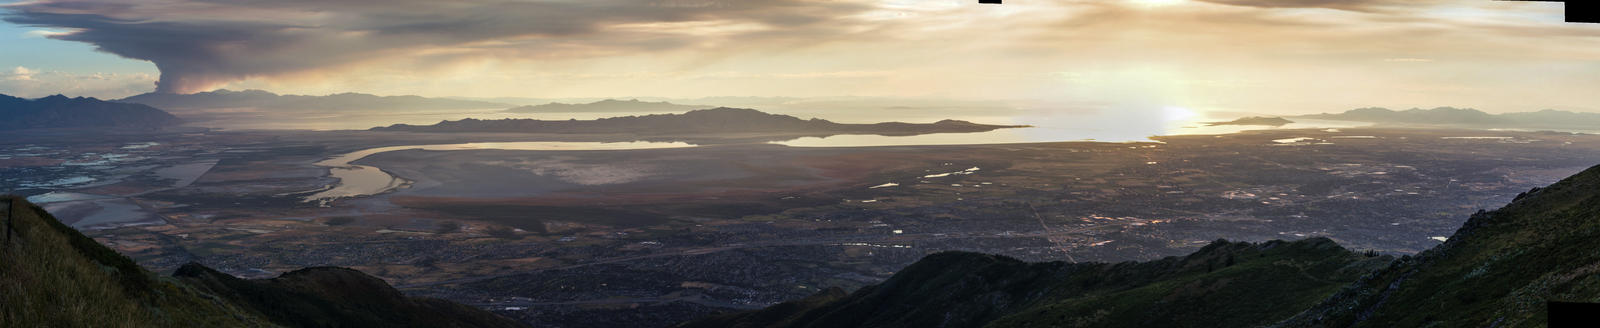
top-left (1295, 106), bottom-right (1600, 131)
top-left (504, 99), bottom-right (710, 113)
top-left (371, 107), bottom-right (1028, 138)
top-left (1205, 116), bottom-right (1294, 127)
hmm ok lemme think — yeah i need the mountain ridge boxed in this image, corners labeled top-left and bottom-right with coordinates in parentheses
top-left (371, 107), bottom-right (1028, 136)
top-left (1274, 164), bottom-right (1600, 327)
top-left (0, 196), bottom-right (529, 327)
top-left (118, 89), bottom-right (510, 112)
top-left (0, 93), bottom-right (183, 131)
top-left (679, 237), bottom-right (1390, 328)
top-left (680, 164), bottom-right (1600, 328)
top-left (504, 98), bottom-right (712, 113)
top-left (1297, 107), bottom-right (1600, 130)
top-left (173, 262), bottom-right (527, 328)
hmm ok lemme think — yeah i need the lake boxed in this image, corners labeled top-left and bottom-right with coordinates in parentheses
top-left (300, 141), bottom-right (695, 205)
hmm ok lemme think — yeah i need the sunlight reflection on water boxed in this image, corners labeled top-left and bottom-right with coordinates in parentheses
top-left (301, 141), bottom-right (694, 205)
top-left (194, 104), bottom-right (1375, 146)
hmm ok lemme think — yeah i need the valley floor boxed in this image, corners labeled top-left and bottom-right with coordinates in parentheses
top-left (4, 127), bottom-right (1597, 327)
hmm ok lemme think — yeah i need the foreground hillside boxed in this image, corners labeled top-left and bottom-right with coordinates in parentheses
top-left (682, 165), bottom-right (1600, 328)
top-left (0, 196), bottom-right (266, 327)
top-left (0, 197), bottom-right (528, 328)
top-left (680, 238), bottom-right (1391, 328)
top-left (0, 94), bottom-right (182, 130)
top-left (1277, 165), bottom-right (1600, 327)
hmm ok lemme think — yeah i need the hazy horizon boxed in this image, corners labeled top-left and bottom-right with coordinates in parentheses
top-left (4, 0), bottom-right (1599, 116)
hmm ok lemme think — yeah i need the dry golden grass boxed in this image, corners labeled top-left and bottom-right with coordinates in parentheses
top-left (1, 196), bottom-right (153, 327)
top-left (0, 196), bottom-right (274, 327)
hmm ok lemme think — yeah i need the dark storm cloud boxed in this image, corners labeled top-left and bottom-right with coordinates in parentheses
top-left (0, 0), bottom-right (873, 93)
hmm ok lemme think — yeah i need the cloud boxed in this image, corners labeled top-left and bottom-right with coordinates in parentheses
top-left (22, 29), bottom-right (68, 38)
top-left (1191, 0), bottom-right (1440, 12)
top-left (9, 66), bottom-right (35, 80)
top-left (0, 69), bottom-right (156, 99)
top-left (2, 0), bottom-right (1596, 115)
top-left (1, 0), bottom-right (876, 94)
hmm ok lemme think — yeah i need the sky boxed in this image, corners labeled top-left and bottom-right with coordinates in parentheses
top-left (1, 0), bottom-right (1597, 115)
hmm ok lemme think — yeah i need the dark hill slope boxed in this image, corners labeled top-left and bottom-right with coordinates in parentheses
top-left (372, 107), bottom-right (1026, 136)
top-left (175, 263), bottom-right (526, 328)
top-left (683, 164), bottom-right (1600, 328)
top-left (679, 238), bottom-right (1390, 328)
top-left (0, 197), bottom-right (528, 328)
top-left (0, 196), bottom-right (269, 327)
top-left (1276, 165), bottom-right (1600, 327)
top-left (0, 94), bottom-right (182, 130)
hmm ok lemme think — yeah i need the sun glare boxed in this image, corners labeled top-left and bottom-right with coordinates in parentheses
top-left (1162, 106), bottom-right (1199, 122)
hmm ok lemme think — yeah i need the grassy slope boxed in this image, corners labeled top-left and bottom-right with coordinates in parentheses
top-left (986, 238), bottom-right (1385, 328)
top-left (175, 263), bottom-right (530, 328)
top-left (1278, 165), bottom-right (1600, 327)
top-left (0, 196), bottom-right (272, 327)
top-left (683, 165), bottom-right (1600, 328)
top-left (678, 238), bottom-right (1389, 328)
top-left (1, 196), bottom-right (527, 328)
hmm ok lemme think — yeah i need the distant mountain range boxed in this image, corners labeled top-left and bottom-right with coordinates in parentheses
top-left (504, 99), bottom-right (711, 113)
top-left (1, 196), bottom-right (528, 327)
top-left (680, 164), bottom-right (1600, 327)
top-left (452, 96), bottom-right (803, 107)
top-left (372, 107), bottom-right (1027, 136)
top-left (0, 93), bottom-right (182, 130)
top-left (118, 89), bottom-right (510, 112)
top-left (1298, 107), bottom-right (1600, 130)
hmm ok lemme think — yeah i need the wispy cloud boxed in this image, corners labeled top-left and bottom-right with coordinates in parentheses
top-left (2, 0), bottom-right (1596, 114)
top-left (0, 67), bottom-right (156, 98)
top-left (1191, 0), bottom-right (1448, 12)
top-left (8, 66), bottom-right (35, 80)
top-left (21, 28), bottom-right (68, 38)
top-left (1, 0), bottom-right (877, 93)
